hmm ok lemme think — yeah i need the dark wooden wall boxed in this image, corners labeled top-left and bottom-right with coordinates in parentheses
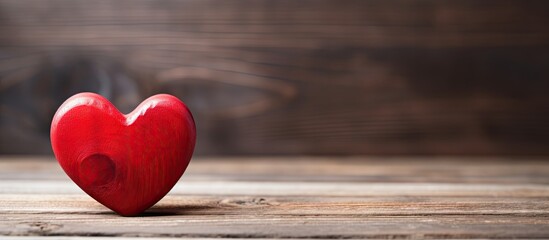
top-left (1, 0), bottom-right (549, 155)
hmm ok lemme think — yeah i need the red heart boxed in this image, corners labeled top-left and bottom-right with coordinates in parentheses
top-left (51, 92), bottom-right (196, 216)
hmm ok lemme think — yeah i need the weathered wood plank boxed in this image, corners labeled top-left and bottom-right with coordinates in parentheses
top-left (2, 181), bottom-right (549, 197)
top-left (0, 238), bottom-right (224, 240)
top-left (0, 238), bottom-right (244, 240)
top-left (2, 215), bottom-right (549, 239)
top-left (0, 157), bottom-right (548, 238)
top-left (2, 194), bottom-right (549, 216)
top-left (2, 156), bottom-right (549, 183)
top-left (2, 194), bottom-right (549, 239)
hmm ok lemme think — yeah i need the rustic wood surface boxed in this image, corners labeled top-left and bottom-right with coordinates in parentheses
top-left (2, 0), bottom-right (549, 155)
top-left (0, 156), bottom-right (548, 239)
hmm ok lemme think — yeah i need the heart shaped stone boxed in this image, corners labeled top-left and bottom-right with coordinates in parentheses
top-left (51, 92), bottom-right (196, 216)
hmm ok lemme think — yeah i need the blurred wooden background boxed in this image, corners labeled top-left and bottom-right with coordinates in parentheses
top-left (1, 0), bottom-right (549, 155)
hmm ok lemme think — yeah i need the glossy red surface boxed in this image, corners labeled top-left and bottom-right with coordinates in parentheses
top-left (51, 93), bottom-right (196, 216)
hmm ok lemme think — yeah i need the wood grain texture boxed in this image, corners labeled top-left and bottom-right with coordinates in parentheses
top-left (1, 0), bottom-right (549, 155)
top-left (1, 156), bottom-right (549, 239)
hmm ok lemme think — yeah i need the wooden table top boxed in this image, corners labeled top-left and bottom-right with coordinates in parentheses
top-left (1, 156), bottom-right (548, 239)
